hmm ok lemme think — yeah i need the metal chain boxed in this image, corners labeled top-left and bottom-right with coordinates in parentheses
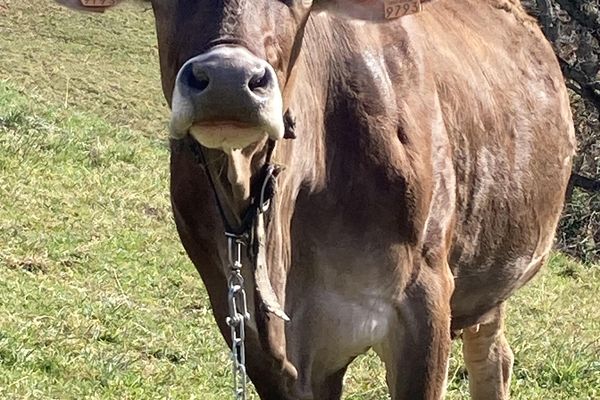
top-left (188, 139), bottom-right (279, 399)
top-left (222, 155), bottom-right (276, 399)
top-left (225, 234), bottom-right (250, 400)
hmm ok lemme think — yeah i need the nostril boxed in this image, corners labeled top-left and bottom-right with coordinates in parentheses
top-left (184, 65), bottom-right (210, 93)
top-left (248, 68), bottom-right (271, 93)
top-left (190, 76), bottom-right (210, 92)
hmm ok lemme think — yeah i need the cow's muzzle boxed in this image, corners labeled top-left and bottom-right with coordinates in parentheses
top-left (170, 46), bottom-right (284, 150)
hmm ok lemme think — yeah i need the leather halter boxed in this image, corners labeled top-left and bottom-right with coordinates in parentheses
top-left (186, 138), bottom-right (277, 238)
top-left (186, 138), bottom-right (290, 320)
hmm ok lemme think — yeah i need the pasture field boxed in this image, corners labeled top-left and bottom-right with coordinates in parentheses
top-left (0, 2), bottom-right (599, 399)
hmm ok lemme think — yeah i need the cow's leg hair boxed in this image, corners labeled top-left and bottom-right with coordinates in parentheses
top-left (375, 266), bottom-right (453, 400)
top-left (462, 303), bottom-right (514, 400)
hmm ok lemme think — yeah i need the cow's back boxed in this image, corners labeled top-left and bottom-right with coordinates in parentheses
top-left (302, 0), bottom-right (575, 329)
top-left (409, 0), bottom-right (575, 326)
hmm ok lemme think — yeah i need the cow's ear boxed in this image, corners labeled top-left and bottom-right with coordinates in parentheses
top-left (313, 0), bottom-right (430, 22)
top-left (54, 0), bottom-right (123, 13)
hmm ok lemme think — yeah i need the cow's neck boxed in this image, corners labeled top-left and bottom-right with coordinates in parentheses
top-left (224, 149), bottom-right (253, 215)
top-left (195, 23), bottom-right (332, 379)
top-left (201, 141), bottom-right (270, 233)
top-left (241, 34), bottom-right (333, 377)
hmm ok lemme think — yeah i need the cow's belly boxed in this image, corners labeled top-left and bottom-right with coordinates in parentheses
top-left (449, 245), bottom-right (551, 329)
top-left (447, 148), bottom-right (570, 329)
top-left (424, 0), bottom-right (575, 329)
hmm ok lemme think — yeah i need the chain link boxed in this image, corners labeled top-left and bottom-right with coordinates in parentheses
top-left (223, 162), bottom-right (276, 399)
top-left (225, 234), bottom-right (251, 400)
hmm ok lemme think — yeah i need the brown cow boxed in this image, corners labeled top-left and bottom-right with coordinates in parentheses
top-left (55, 0), bottom-right (576, 399)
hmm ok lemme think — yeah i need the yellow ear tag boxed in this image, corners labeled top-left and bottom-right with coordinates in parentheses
top-left (80, 0), bottom-right (117, 6)
top-left (384, 0), bottom-right (422, 20)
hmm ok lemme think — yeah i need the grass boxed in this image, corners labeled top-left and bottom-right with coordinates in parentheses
top-left (0, 1), bottom-right (599, 398)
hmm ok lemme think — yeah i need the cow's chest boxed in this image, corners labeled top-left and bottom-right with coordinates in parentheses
top-left (285, 220), bottom-right (412, 370)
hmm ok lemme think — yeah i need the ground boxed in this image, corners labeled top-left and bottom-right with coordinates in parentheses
top-left (0, 1), bottom-right (598, 399)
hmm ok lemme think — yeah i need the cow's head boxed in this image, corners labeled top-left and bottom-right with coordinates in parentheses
top-left (55, 0), bottom-right (424, 150)
top-left (54, 0), bottom-right (429, 393)
top-left (56, 0), bottom-right (429, 232)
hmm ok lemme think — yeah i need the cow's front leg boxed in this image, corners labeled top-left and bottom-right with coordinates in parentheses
top-left (375, 263), bottom-right (454, 400)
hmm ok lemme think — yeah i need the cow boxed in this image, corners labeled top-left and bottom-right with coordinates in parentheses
top-left (55, 0), bottom-right (576, 399)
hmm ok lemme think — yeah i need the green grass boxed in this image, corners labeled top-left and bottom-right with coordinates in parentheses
top-left (0, 1), bottom-right (599, 398)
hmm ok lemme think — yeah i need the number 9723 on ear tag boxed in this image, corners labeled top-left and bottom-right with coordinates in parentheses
top-left (384, 0), bottom-right (422, 20)
top-left (80, 0), bottom-right (118, 7)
